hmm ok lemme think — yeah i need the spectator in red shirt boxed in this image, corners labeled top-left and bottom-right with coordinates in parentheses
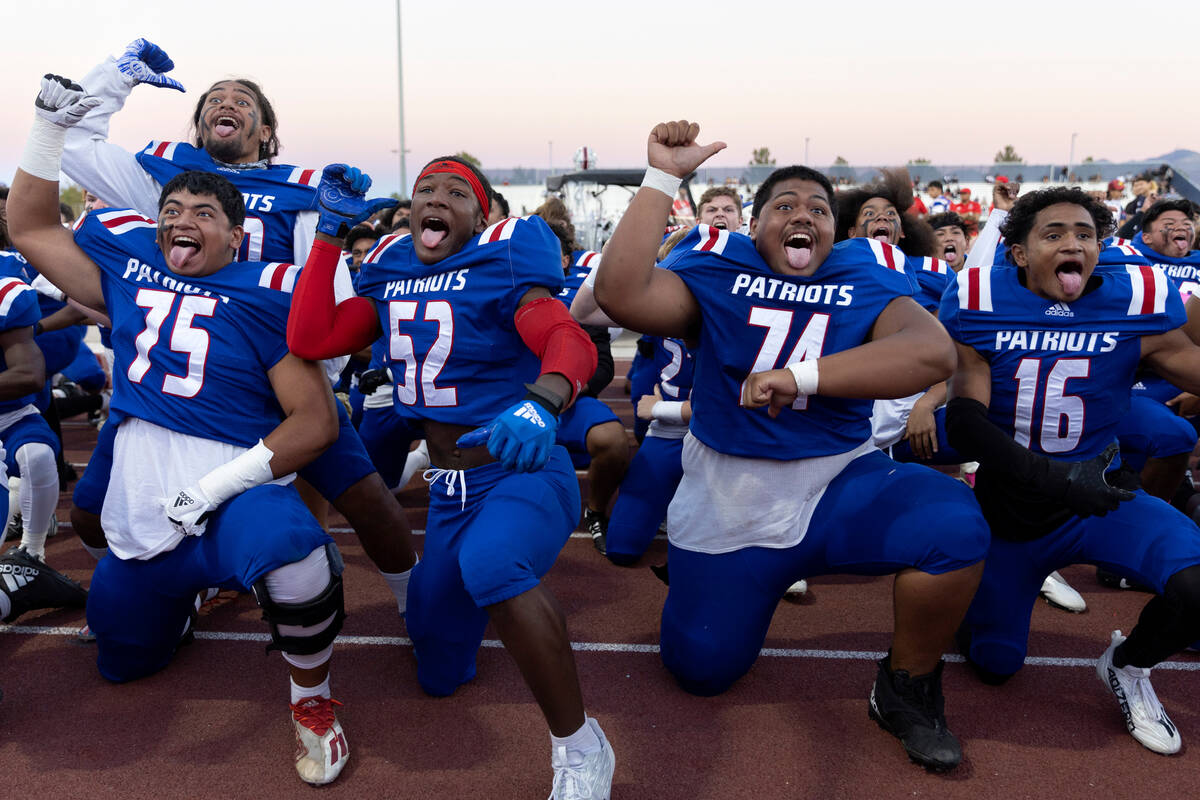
top-left (951, 188), bottom-right (982, 232)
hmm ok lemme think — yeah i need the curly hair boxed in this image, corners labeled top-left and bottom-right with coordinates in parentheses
top-left (999, 186), bottom-right (1114, 256)
top-left (834, 167), bottom-right (934, 257)
top-left (191, 79), bottom-right (281, 163)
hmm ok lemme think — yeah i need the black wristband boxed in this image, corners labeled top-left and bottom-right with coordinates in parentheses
top-left (523, 382), bottom-right (565, 417)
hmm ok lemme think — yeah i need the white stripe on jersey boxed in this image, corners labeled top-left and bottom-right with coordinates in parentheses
top-left (1126, 265), bottom-right (1167, 315)
top-left (575, 251), bottom-right (600, 268)
top-left (866, 238), bottom-right (905, 272)
top-left (95, 209), bottom-right (157, 235)
top-left (287, 167), bottom-right (321, 187)
top-left (479, 217), bottom-right (517, 244)
top-left (142, 141), bottom-right (180, 161)
top-left (691, 224), bottom-right (730, 255)
top-left (922, 256), bottom-right (948, 274)
top-left (258, 263), bottom-right (303, 293)
top-left (364, 233), bottom-right (410, 265)
top-left (955, 266), bottom-right (993, 312)
top-left (0, 277), bottom-right (33, 316)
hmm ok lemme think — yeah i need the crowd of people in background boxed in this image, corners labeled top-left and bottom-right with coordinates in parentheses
top-left (3, 38), bottom-right (1200, 800)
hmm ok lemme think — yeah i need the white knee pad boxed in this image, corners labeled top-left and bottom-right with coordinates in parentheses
top-left (256, 544), bottom-right (345, 668)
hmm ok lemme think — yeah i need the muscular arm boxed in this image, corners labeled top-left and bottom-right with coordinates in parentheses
top-left (287, 234), bottom-right (382, 359)
top-left (0, 327), bottom-right (46, 401)
top-left (594, 187), bottom-right (700, 339)
top-left (1141, 327), bottom-right (1200, 394)
top-left (62, 56), bottom-right (163, 216)
top-left (263, 353), bottom-right (339, 476)
top-left (741, 297), bottom-right (956, 414)
top-left (7, 170), bottom-right (106, 310)
top-left (34, 304), bottom-right (89, 334)
top-left (569, 278), bottom-right (619, 327)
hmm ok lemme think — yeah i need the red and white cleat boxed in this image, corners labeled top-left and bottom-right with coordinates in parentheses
top-left (290, 695), bottom-right (349, 785)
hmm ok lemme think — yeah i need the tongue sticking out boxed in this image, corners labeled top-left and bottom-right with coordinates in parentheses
top-left (421, 228), bottom-right (447, 249)
top-left (786, 245), bottom-right (812, 271)
top-left (1057, 269), bottom-right (1083, 296)
top-left (214, 124), bottom-right (237, 137)
top-left (169, 245), bottom-right (196, 269)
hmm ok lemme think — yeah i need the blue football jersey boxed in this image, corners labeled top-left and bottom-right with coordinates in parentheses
top-left (557, 250), bottom-right (600, 307)
top-left (135, 141), bottom-right (319, 263)
top-left (74, 208), bottom-right (298, 447)
top-left (1133, 234), bottom-right (1200, 301)
top-left (906, 254), bottom-right (954, 312)
top-left (0, 275), bottom-right (44, 413)
top-left (941, 264), bottom-right (1185, 460)
top-left (663, 226), bottom-right (916, 459)
top-left (652, 336), bottom-right (695, 401)
top-left (355, 216), bottom-right (565, 426)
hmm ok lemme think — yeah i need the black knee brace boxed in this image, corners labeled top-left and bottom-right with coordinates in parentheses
top-left (251, 542), bottom-right (346, 656)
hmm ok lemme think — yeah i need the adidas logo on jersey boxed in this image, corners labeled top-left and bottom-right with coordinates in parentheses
top-left (514, 402), bottom-right (546, 428)
top-left (172, 493), bottom-right (197, 509)
top-left (1044, 302), bottom-right (1074, 317)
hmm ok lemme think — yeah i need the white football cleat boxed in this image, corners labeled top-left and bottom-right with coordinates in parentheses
top-left (1040, 570), bottom-right (1086, 613)
top-left (785, 579), bottom-right (808, 596)
top-left (550, 717), bottom-right (614, 799)
top-left (1096, 630), bottom-right (1181, 755)
top-left (290, 695), bottom-right (350, 785)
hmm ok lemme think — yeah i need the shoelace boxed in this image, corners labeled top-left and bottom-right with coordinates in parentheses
top-left (550, 746), bottom-right (594, 800)
top-left (424, 467), bottom-right (467, 511)
top-left (1123, 665), bottom-right (1166, 720)
top-left (291, 696), bottom-right (343, 736)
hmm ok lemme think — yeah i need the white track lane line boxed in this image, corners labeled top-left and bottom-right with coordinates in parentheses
top-left (4, 624), bottom-right (1200, 670)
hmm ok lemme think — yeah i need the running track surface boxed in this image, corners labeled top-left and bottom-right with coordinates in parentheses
top-left (4, 420), bottom-right (1200, 799)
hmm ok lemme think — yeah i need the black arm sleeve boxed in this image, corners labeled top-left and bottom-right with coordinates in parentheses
top-left (945, 396), bottom-right (1060, 487)
top-left (581, 324), bottom-right (614, 398)
top-left (1116, 210), bottom-right (1145, 239)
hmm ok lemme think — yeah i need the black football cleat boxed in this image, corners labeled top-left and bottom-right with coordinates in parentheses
top-left (0, 546), bottom-right (87, 623)
top-left (868, 654), bottom-right (962, 771)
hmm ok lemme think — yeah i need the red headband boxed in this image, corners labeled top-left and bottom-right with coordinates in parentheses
top-left (416, 160), bottom-right (490, 219)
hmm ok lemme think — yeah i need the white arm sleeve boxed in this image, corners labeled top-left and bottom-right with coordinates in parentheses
top-left (965, 208), bottom-right (1008, 269)
top-left (62, 56), bottom-right (162, 218)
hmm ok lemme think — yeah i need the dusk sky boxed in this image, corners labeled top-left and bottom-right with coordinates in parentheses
top-left (1, 0), bottom-right (1196, 197)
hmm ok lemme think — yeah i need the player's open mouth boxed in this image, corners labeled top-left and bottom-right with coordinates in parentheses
top-left (784, 232), bottom-right (813, 270)
top-left (942, 244), bottom-right (958, 257)
top-left (871, 224), bottom-right (892, 242)
top-left (420, 217), bottom-right (449, 249)
top-left (168, 235), bottom-right (201, 269)
top-left (711, 220), bottom-right (728, 230)
top-left (212, 114), bottom-right (240, 138)
top-left (1055, 260), bottom-right (1084, 295)
top-left (1173, 232), bottom-right (1192, 249)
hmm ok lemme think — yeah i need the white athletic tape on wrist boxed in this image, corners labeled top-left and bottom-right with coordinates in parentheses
top-left (651, 401), bottom-right (685, 425)
top-left (19, 117), bottom-right (67, 182)
top-left (197, 440), bottom-right (276, 506)
top-left (786, 359), bottom-right (820, 396)
top-left (640, 166), bottom-right (683, 199)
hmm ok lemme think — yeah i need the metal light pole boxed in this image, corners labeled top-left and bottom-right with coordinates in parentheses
top-left (1067, 132), bottom-right (1078, 183)
top-left (804, 137), bottom-right (810, 166)
top-left (396, 0), bottom-right (407, 198)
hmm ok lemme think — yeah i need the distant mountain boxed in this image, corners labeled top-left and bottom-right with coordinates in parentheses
top-left (1149, 149), bottom-right (1200, 180)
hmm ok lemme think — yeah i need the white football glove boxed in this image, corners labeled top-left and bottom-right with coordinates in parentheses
top-left (35, 74), bottom-right (102, 128)
top-left (164, 483), bottom-right (218, 537)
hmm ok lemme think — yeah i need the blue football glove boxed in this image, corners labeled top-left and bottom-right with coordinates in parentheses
top-left (457, 399), bottom-right (559, 473)
top-left (317, 163), bottom-right (397, 237)
top-left (116, 38), bottom-right (185, 92)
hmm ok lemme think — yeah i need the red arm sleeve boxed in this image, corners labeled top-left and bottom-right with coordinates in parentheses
top-left (287, 239), bottom-right (382, 359)
top-left (514, 296), bottom-right (598, 407)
